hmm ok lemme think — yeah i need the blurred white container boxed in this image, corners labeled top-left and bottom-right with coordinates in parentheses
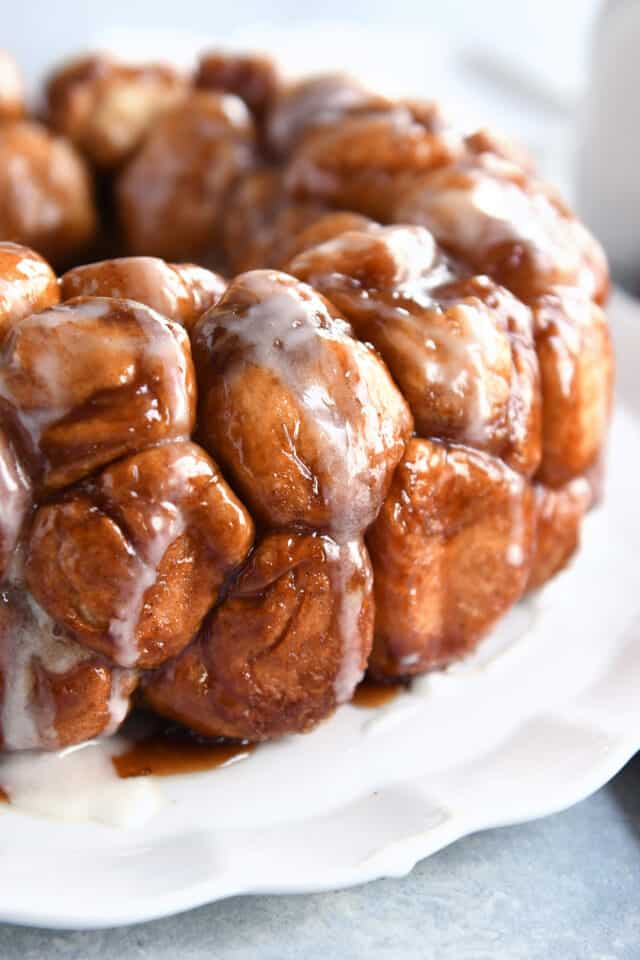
top-left (579, 0), bottom-right (640, 290)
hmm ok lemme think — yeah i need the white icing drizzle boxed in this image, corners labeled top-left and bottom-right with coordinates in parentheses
top-left (0, 589), bottom-right (88, 751)
top-left (0, 297), bottom-right (191, 463)
top-left (223, 271), bottom-right (398, 538)
top-left (0, 738), bottom-right (164, 827)
top-left (104, 670), bottom-right (135, 736)
top-left (433, 302), bottom-right (509, 446)
top-left (325, 539), bottom-right (373, 703)
top-left (504, 470), bottom-right (529, 569)
top-left (396, 161), bottom-right (592, 290)
top-left (291, 226), bottom-right (515, 449)
top-left (0, 434), bottom-right (30, 565)
top-left (101, 444), bottom-right (208, 666)
top-left (106, 502), bottom-right (186, 667)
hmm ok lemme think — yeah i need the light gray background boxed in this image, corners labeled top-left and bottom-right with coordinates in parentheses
top-left (2, 2), bottom-right (635, 957)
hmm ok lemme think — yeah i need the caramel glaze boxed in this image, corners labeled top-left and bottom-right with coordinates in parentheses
top-left (351, 678), bottom-right (407, 709)
top-left (113, 719), bottom-right (254, 779)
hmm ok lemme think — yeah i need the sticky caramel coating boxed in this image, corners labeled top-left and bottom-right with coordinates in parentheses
top-left (394, 153), bottom-right (609, 305)
top-left (0, 586), bottom-right (137, 751)
top-left (0, 425), bottom-right (31, 581)
top-left (222, 169), bottom-right (330, 273)
top-left (533, 287), bottom-right (614, 487)
top-left (195, 51), bottom-right (279, 127)
top-left (0, 242), bottom-right (59, 342)
top-left (0, 121), bottom-right (96, 267)
top-left (527, 477), bottom-right (592, 591)
top-left (26, 441), bottom-right (254, 668)
top-left (144, 532), bottom-right (373, 740)
top-left (366, 438), bottom-right (535, 679)
top-left (289, 224), bottom-right (541, 476)
top-left (0, 296), bottom-right (195, 489)
top-left (61, 256), bottom-right (226, 333)
top-left (0, 51), bottom-right (24, 121)
top-left (285, 102), bottom-right (460, 222)
top-left (266, 73), bottom-right (391, 158)
top-left (192, 269), bottom-right (413, 536)
top-left (46, 53), bottom-right (187, 169)
top-left (117, 91), bottom-right (255, 261)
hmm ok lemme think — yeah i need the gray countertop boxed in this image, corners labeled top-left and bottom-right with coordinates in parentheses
top-left (1, 755), bottom-right (638, 960)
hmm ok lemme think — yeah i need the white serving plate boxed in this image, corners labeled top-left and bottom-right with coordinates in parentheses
top-left (0, 290), bottom-right (638, 930)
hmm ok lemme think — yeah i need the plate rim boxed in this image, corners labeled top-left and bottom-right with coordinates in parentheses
top-left (1, 289), bottom-right (638, 931)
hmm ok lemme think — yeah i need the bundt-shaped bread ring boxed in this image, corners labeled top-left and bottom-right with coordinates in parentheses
top-left (0, 50), bottom-right (614, 752)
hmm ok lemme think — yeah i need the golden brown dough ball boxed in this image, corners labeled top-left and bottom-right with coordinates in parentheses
top-left (195, 51), bottom-right (279, 128)
top-left (0, 585), bottom-right (137, 751)
top-left (46, 53), bottom-right (187, 169)
top-left (366, 437), bottom-right (535, 679)
top-left (0, 51), bottom-right (24, 122)
top-left (394, 153), bottom-right (609, 305)
top-left (117, 91), bottom-right (256, 262)
top-left (527, 477), bottom-right (593, 591)
top-left (289, 223), bottom-right (541, 477)
top-left (283, 210), bottom-right (376, 260)
top-left (144, 532), bottom-right (373, 740)
top-left (61, 256), bottom-right (226, 333)
top-left (0, 242), bottom-right (59, 341)
top-left (221, 168), bottom-right (330, 273)
top-left (0, 296), bottom-right (195, 489)
top-left (25, 441), bottom-right (254, 668)
top-left (266, 73), bottom-right (391, 158)
top-left (285, 102), bottom-right (460, 221)
top-left (192, 269), bottom-right (413, 536)
top-left (0, 121), bottom-right (96, 267)
top-left (532, 286), bottom-right (614, 487)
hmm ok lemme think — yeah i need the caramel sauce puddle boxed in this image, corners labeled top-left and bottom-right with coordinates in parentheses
top-left (1, 680), bottom-right (406, 800)
top-left (114, 724), bottom-right (254, 779)
top-left (351, 678), bottom-right (405, 709)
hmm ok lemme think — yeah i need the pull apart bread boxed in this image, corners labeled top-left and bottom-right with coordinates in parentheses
top-left (0, 50), bottom-right (613, 750)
